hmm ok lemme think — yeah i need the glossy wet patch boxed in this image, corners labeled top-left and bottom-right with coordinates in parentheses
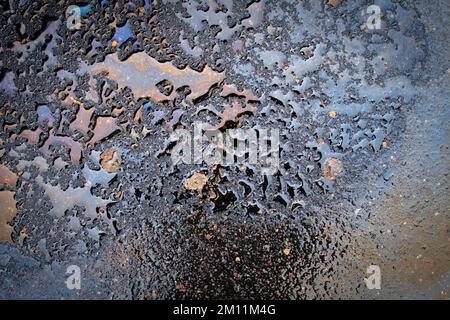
top-left (89, 116), bottom-right (121, 145)
top-left (85, 52), bottom-right (225, 103)
top-left (70, 106), bottom-right (94, 135)
top-left (0, 0), bottom-right (446, 300)
top-left (40, 130), bottom-right (83, 164)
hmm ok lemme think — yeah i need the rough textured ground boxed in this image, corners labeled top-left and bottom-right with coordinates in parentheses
top-left (0, 0), bottom-right (448, 299)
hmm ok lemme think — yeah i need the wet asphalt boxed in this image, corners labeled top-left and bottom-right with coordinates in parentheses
top-left (0, 0), bottom-right (448, 299)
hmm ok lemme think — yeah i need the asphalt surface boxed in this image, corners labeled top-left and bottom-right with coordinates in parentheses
top-left (0, 0), bottom-right (448, 299)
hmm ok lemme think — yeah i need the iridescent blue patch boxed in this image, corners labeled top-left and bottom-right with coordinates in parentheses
top-left (143, 101), bottom-right (154, 110)
top-left (111, 21), bottom-right (133, 47)
top-left (79, 4), bottom-right (92, 16)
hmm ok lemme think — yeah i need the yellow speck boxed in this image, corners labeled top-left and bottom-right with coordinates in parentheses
top-left (328, 111), bottom-right (337, 118)
top-left (69, 96), bottom-right (82, 105)
top-left (111, 40), bottom-right (119, 47)
top-left (235, 256), bottom-right (241, 263)
top-left (382, 141), bottom-right (388, 149)
top-left (283, 248), bottom-right (290, 256)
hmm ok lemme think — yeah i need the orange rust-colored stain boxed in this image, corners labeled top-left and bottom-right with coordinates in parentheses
top-left (0, 165), bottom-right (17, 188)
top-left (134, 106), bottom-right (143, 123)
top-left (328, 0), bottom-right (341, 8)
top-left (0, 190), bottom-right (17, 243)
top-left (323, 157), bottom-right (343, 181)
top-left (4, 123), bottom-right (17, 131)
top-left (112, 106), bottom-right (124, 117)
top-left (184, 173), bottom-right (208, 192)
top-left (100, 148), bottom-right (122, 173)
top-left (86, 52), bottom-right (225, 103)
top-left (178, 282), bottom-right (187, 293)
top-left (69, 96), bottom-right (83, 105)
